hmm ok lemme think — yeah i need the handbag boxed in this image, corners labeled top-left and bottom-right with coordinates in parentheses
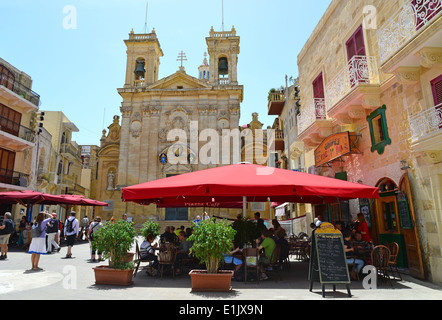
top-left (30, 223), bottom-right (42, 238)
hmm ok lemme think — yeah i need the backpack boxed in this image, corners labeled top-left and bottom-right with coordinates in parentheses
top-left (0, 219), bottom-right (14, 235)
top-left (30, 223), bottom-right (42, 238)
top-left (47, 219), bottom-right (59, 234)
top-left (65, 218), bottom-right (74, 233)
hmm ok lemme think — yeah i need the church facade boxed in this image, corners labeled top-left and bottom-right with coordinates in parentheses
top-left (94, 27), bottom-right (244, 224)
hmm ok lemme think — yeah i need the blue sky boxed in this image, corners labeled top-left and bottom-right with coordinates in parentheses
top-left (1, 0), bottom-right (331, 145)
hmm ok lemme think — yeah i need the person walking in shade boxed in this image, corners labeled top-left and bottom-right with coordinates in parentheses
top-left (64, 211), bottom-right (79, 258)
top-left (0, 212), bottom-right (15, 260)
top-left (46, 213), bottom-right (60, 254)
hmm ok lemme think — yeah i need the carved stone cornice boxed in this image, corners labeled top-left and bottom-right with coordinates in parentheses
top-left (394, 67), bottom-right (421, 85)
top-left (416, 47), bottom-right (442, 69)
top-left (120, 105), bottom-right (132, 117)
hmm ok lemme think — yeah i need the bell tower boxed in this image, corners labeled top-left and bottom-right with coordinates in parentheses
top-left (206, 26), bottom-right (240, 86)
top-left (123, 28), bottom-right (164, 87)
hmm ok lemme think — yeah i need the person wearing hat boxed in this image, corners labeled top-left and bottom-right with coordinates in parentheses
top-left (46, 213), bottom-right (60, 254)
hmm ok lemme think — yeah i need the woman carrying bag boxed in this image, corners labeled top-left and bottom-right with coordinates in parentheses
top-left (28, 211), bottom-right (53, 271)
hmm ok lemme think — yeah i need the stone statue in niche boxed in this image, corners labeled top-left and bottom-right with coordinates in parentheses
top-left (107, 171), bottom-right (115, 190)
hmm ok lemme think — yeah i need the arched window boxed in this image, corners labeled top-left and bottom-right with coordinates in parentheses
top-left (218, 57), bottom-right (228, 77)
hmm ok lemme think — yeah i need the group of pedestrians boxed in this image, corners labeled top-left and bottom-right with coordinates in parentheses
top-left (0, 210), bottom-right (85, 272)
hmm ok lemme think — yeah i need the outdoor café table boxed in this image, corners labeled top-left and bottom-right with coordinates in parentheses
top-left (353, 245), bottom-right (372, 264)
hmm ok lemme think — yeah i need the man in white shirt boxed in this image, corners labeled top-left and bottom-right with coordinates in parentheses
top-left (64, 211), bottom-right (79, 258)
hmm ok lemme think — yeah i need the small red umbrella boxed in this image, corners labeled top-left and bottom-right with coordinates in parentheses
top-left (0, 191), bottom-right (108, 221)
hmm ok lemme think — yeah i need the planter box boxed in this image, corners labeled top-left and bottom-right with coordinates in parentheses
top-left (93, 266), bottom-right (134, 286)
top-left (189, 269), bottom-right (234, 292)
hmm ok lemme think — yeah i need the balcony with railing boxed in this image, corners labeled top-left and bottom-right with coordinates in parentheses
top-left (268, 91), bottom-right (286, 116)
top-left (0, 72), bottom-right (40, 109)
top-left (0, 115), bottom-right (35, 151)
top-left (409, 103), bottom-right (442, 141)
top-left (297, 98), bottom-right (326, 134)
top-left (267, 129), bottom-right (285, 152)
top-left (325, 55), bottom-right (381, 113)
top-left (377, 0), bottom-right (442, 65)
top-left (134, 79), bottom-right (146, 87)
top-left (0, 169), bottom-right (29, 189)
top-left (60, 142), bottom-right (82, 161)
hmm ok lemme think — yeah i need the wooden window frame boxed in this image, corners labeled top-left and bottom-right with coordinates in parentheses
top-left (366, 105), bottom-right (391, 155)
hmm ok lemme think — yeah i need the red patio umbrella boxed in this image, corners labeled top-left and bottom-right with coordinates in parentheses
top-left (0, 190), bottom-right (108, 221)
top-left (122, 163), bottom-right (379, 216)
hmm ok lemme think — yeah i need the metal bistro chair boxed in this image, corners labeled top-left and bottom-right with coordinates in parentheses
top-left (388, 242), bottom-right (402, 281)
top-left (243, 247), bottom-right (260, 283)
top-left (371, 245), bottom-right (392, 286)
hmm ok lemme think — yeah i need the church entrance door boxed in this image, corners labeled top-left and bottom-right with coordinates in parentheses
top-left (165, 174), bottom-right (188, 221)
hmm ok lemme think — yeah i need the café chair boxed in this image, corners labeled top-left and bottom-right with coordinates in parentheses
top-left (371, 245), bottom-right (392, 286)
top-left (133, 240), bottom-right (152, 277)
top-left (261, 244), bottom-right (282, 281)
top-left (158, 242), bottom-right (177, 279)
top-left (388, 242), bottom-right (402, 281)
top-left (243, 247), bottom-right (260, 283)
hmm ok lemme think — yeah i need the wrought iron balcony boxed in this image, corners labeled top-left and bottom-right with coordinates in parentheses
top-left (409, 103), bottom-right (442, 141)
top-left (0, 72), bottom-right (40, 107)
top-left (297, 98), bottom-right (327, 135)
top-left (325, 55), bottom-right (380, 110)
top-left (0, 169), bottom-right (29, 187)
top-left (0, 115), bottom-right (35, 142)
top-left (377, 0), bottom-right (442, 64)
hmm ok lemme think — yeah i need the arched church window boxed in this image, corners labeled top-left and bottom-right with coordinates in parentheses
top-left (218, 57), bottom-right (228, 77)
top-left (134, 59), bottom-right (146, 80)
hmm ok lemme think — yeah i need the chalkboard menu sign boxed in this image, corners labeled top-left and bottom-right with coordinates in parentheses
top-left (397, 192), bottom-right (412, 229)
top-left (309, 222), bottom-right (351, 297)
top-left (315, 233), bottom-right (350, 284)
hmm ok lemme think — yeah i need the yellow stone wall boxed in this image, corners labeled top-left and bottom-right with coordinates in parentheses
top-left (297, 0), bottom-right (442, 283)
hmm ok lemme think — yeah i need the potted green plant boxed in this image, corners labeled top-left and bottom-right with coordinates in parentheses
top-left (92, 219), bottom-right (138, 286)
top-left (140, 219), bottom-right (160, 239)
top-left (232, 217), bottom-right (261, 248)
top-left (187, 218), bottom-right (237, 292)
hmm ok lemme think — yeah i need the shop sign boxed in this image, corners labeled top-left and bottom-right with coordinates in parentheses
top-left (315, 132), bottom-right (352, 167)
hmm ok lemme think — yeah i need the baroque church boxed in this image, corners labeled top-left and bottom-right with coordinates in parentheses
top-left (94, 27), bottom-right (244, 224)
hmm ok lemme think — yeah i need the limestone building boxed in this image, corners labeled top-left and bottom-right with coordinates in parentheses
top-left (95, 27), bottom-right (244, 225)
top-left (0, 57), bottom-right (40, 220)
top-left (295, 0), bottom-right (441, 283)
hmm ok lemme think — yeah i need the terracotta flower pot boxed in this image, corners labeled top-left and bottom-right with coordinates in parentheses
top-left (93, 266), bottom-right (134, 286)
top-left (189, 269), bottom-right (234, 292)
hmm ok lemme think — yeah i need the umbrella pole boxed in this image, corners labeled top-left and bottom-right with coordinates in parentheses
top-left (243, 196), bottom-right (246, 218)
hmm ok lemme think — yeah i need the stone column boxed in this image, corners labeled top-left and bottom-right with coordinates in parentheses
top-left (117, 104), bottom-right (132, 187)
top-left (139, 104), bottom-right (150, 183)
top-left (147, 106), bottom-right (161, 181)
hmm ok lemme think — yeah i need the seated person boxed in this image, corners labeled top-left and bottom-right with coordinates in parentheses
top-left (222, 244), bottom-right (243, 272)
top-left (175, 231), bottom-right (193, 274)
top-left (256, 230), bottom-right (276, 280)
top-left (350, 231), bottom-right (371, 260)
top-left (140, 233), bottom-right (159, 276)
top-left (160, 226), bottom-right (179, 244)
top-left (274, 229), bottom-right (289, 263)
top-left (343, 230), bottom-right (365, 277)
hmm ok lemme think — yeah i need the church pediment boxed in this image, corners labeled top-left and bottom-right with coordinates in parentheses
top-left (148, 71), bottom-right (210, 90)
